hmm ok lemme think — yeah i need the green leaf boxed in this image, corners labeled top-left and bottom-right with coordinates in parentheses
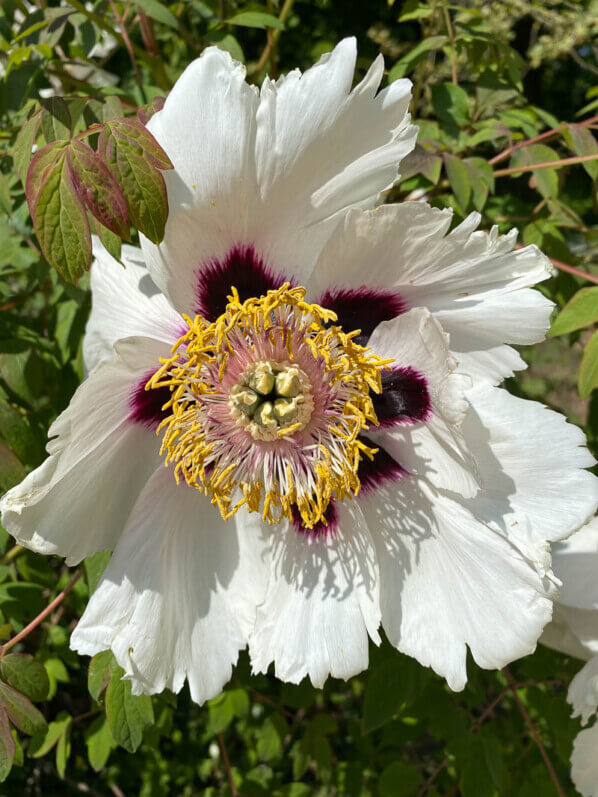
top-left (92, 219), bottom-right (122, 263)
top-left (29, 712), bottom-right (71, 758)
top-left (84, 550), bottom-right (111, 594)
top-left (444, 153), bottom-right (470, 210)
top-left (13, 110), bottom-right (42, 183)
top-left (66, 139), bottom-right (130, 240)
top-left (579, 329), bottom-right (598, 398)
top-left (389, 36), bottom-right (448, 80)
top-left (0, 683), bottom-right (47, 736)
top-left (256, 714), bottom-right (288, 761)
top-left (363, 655), bottom-right (427, 733)
top-left (99, 119), bottom-right (173, 244)
top-left (0, 175), bottom-right (11, 216)
top-left (510, 144), bottom-right (560, 199)
top-left (105, 669), bottom-right (154, 753)
top-left (226, 11), bottom-right (284, 30)
top-left (432, 83), bottom-right (470, 128)
top-left (567, 124), bottom-right (598, 180)
top-left (85, 714), bottom-right (116, 772)
top-left (55, 715), bottom-right (71, 778)
top-left (1, 655), bottom-right (49, 702)
top-left (40, 97), bottom-right (71, 143)
top-left (135, 0), bottom-right (179, 29)
top-left (549, 286), bottom-right (598, 336)
top-left (0, 709), bottom-right (14, 782)
top-left (378, 762), bottom-right (422, 796)
top-left (88, 650), bottom-right (118, 701)
top-left (29, 151), bottom-right (92, 283)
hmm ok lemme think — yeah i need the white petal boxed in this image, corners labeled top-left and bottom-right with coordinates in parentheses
top-left (367, 309), bottom-right (480, 498)
top-left (84, 239), bottom-right (182, 373)
top-left (253, 39), bottom-right (416, 276)
top-left (553, 518), bottom-right (598, 610)
top-left (141, 41), bottom-right (416, 313)
top-left (542, 605), bottom-right (595, 660)
top-left (141, 47), bottom-right (260, 312)
top-left (249, 502), bottom-right (380, 688)
top-left (360, 477), bottom-right (553, 691)
top-left (71, 467), bottom-right (269, 704)
top-left (461, 385), bottom-right (598, 545)
top-left (569, 655), bottom-right (598, 724)
top-left (0, 337), bottom-right (168, 565)
top-left (571, 723), bottom-right (598, 797)
top-left (307, 203), bottom-right (553, 384)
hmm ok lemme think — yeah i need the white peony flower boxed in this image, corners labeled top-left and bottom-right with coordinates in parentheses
top-left (544, 517), bottom-right (598, 796)
top-left (2, 39), bottom-right (597, 705)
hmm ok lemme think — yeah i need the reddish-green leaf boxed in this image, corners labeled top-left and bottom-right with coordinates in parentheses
top-left (66, 139), bottom-right (129, 240)
top-left (25, 141), bottom-right (67, 216)
top-left (103, 118), bottom-right (173, 169)
top-left (0, 709), bottom-right (15, 783)
top-left (30, 151), bottom-right (92, 283)
top-left (1, 655), bottom-right (49, 703)
top-left (0, 682), bottom-right (47, 736)
top-left (99, 120), bottom-right (172, 244)
top-left (137, 96), bottom-right (165, 125)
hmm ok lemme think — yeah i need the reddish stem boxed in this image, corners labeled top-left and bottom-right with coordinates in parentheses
top-left (494, 152), bottom-right (598, 177)
top-left (550, 257), bottom-right (598, 284)
top-left (504, 669), bottom-right (566, 797)
top-left (0, 571), bottom-right (81, 656)
top-left (489, 114), bottom-right (598, 166)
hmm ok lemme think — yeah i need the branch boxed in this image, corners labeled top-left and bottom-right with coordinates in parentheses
top-left (0, 570), bottom-right (82, 656)
top-left (489, 114), bottom-right (598, 166)
top-left (252, 0), bottom-right (296, 74)
top-left (442, 1), bottom-right (458, 85)
top-left (218, 734), bottom-right (238, 797)
top-left (494, 151), bottom-right (598, 177)
top-left (503, 668), bottom-right (566, 797)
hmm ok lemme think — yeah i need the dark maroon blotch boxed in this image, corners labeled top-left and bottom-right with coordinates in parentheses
top-left (129, 371), bottom-right (171, 429)
top-left (195, 245), bottom-right (287, 321)
top-left (291, 501), bottom-right (338, 538)
top-left (373, 367), bottom-right (431, 428)
top-left (318, 286), bottom-right (406, 345)
top-left (358, 438), bottom-right (406, 495)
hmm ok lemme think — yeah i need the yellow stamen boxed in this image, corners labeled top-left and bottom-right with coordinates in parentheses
top-left (147, 284), bottom-right (390, 528)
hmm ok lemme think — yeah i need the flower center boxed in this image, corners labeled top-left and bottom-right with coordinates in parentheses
top-left (229, 361), bottom-right (315, 441)
top-left (146, 284), bottom-right (391, 528)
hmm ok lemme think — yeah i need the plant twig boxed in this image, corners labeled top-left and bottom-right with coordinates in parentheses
top-left (107, 0), bottom-right (143, 92)
top-left (0, 571), bottom-right (82, 657)
top-left (442, 0), bottom-right (458, 84)
top-left (493, 151), bottom-right (598, 177)
top-left (489, 114), bottom-right (598, 165)
top-left (218, 734), bottom-right (238, 796)
top-left (253, 0), bottom-right (296, 74)
top-left (504, 668), bottom-right (566, 797)
top-left (0, 545), bottom-right (22, 565)
top-left (549, 256), bottom-right (598, 284)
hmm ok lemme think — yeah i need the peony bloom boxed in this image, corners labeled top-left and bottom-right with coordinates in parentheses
top-left (2, 39), bottom-right (597, 704)
top-left (543, 517), bottom-right (598, 797)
